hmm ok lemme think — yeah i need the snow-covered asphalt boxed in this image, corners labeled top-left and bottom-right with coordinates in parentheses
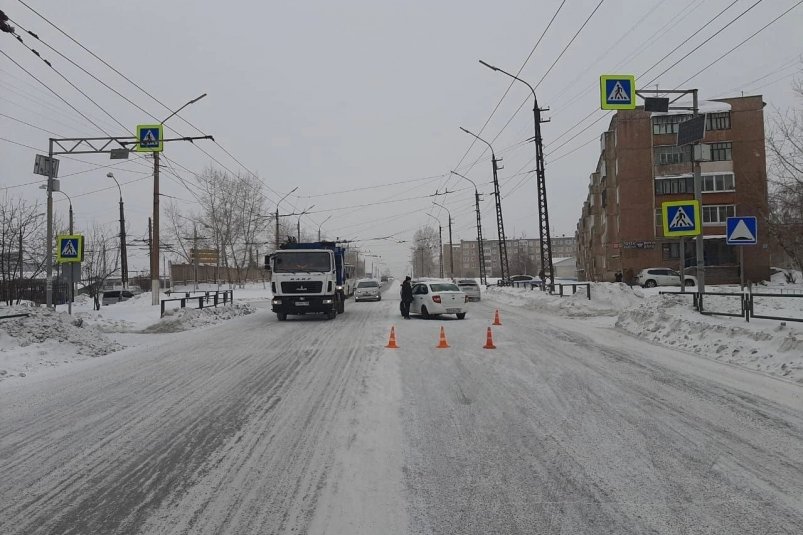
top-left (1, 283), bottom-right (802, 534)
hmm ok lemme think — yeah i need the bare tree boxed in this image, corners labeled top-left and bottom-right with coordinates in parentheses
top-left (0, 194), bottom-right (50, 304)
top-left (766, 73), bottom-right (803, 274)
top-left (410, 226), bottom-right (439, 278)
top-left (82, 225), bottom-right (121, 310)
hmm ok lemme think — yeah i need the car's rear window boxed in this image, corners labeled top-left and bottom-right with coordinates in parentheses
top-left (458, 280), bottom-right (478, 285)
top-left (357, 281), bottom-right (379, 288)
top-left (431, 283), bottom-right (460, 292)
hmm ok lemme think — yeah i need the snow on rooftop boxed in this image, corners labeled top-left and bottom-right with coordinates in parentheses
top-left (650, 100), bottom-right (731, 117)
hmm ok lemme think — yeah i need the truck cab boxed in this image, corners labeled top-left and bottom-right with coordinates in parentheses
top-left (268, 242), bottom-right (347, 321)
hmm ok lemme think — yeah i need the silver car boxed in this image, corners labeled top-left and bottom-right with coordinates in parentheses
top-left (102, 289), bottom-right (135, 306)
top-left (455, 279), bottom-right (481, 301)
top-left (354, 279), bottom-right (381, 302)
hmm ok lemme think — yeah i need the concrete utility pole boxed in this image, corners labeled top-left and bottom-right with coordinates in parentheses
top-left (150, 152), bottom-right (160, 304)
top-left (275, 187), bottom-right (298, 250)
top-left (433, 201), bottom-right (453, 278)
top-left (480, 60), bottom-right (554, 288)
top-left (451, 171), bottom-right (486, 284)
top-left (692, 90), bottom-right (705, 294)
top-left (426, 213), bottom-right (443, 278)
top-left (107, 172), bottom-right (127, 288)
top-left (460, 127), bottom-right (509, 282)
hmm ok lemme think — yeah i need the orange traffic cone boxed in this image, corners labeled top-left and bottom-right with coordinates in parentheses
top-left (385, 326), bottom-right (399, 349)
top-left (436, 326), bottom-right (450, 348)
top-left (483, 327), bottom-right (496, 349)
top-left (493, 309), bottom-right (502, 326)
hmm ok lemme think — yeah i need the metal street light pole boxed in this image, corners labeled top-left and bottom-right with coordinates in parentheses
top-left (53, 189), bottom-right (73, 314)
top-left (425, 212), bottom-right (444, 278)
top-left (459, 126), bottom-right (509, 282)
top-left (107, 172), bottom-right (128, 289)
top-left (480, 60), bottom-right (554, 288)
top-left (296, 205), bottom-right (315, 242)
top-left (433, 201), bottom-right (453, 279)
top-left (275, 187), bottom-right (298, 250)
top-left (317, 215), bottom-right (332, 242)
top-left (451, 171), bottom-right (487, 284)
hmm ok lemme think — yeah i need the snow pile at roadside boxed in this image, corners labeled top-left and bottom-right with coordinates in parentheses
top-left (142, 303), bottom-right (256, 333)
top-left (486, 282), bottom-right (645, 317)
top-left (616, 293), bottom-right (802, 382)
top-left (0, 306), bottom-right (123, 380)
top-left (486, 282), bottom-right (802, 382)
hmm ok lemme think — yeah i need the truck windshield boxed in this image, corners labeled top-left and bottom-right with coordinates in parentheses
top-left (273, 252), bottom-right (331, 273)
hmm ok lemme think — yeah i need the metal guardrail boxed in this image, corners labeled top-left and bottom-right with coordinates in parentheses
top-left (160, 290), bottom-right (234, 318)
top-left (0, 313), bottom-right (31, 321)
top-left (659, 285), bottom-right (803, 323)
top-left (508, 279), bottom-right (591, 300)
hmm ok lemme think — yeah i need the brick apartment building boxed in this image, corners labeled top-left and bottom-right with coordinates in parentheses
top-left (575, 95), bottom-right (770, 284)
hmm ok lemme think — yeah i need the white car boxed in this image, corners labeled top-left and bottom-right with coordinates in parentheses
top-left (455, 279), bottom-right (481, 301)
top-left (354, 279), bottom-right (381, 301)
top-left (410, 281), bottom-right (468, 319)
top-left (635, 268), bottom-right (697, 288)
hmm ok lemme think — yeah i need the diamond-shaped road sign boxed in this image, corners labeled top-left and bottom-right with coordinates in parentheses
top-left (136, 124), bottom-right (163, 153)
top-left (600, 75), bottom-right (636, 110)
top-left (662, 200), bottom-right (701, 237)
top-left (56, 235), bottom-right (83, 263)
top-left (726, 216), bottom-right (757, 245)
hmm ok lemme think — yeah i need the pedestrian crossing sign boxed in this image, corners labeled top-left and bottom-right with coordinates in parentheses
top-left (726, 216), bottom-right (757, 245)
top-left (662, 200), bottom-right (701, 237)
top-left (600, 75), bottom-right (636, 110)
top-left (56, 234), bottom-right (83, 263)
top-left (136, 124), bottom-right (163, 153)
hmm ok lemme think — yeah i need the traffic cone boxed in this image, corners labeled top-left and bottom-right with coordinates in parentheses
top-left (436, 326), bottom-right (450, 348)
top-left (385, 326), bottom-right (399, 349)
top-left (483, 327), bottom-right (496, 349)
top-left (493, 309), bottom-right (502, 326)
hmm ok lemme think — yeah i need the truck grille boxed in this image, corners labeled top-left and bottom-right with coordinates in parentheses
top-left (281, 281), bottom-right (323, 294)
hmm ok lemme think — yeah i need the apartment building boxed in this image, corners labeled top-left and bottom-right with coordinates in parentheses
top-left (576, 95), bottom-right (769, 284)
top-left (456, 236), bottom-right (576, 278)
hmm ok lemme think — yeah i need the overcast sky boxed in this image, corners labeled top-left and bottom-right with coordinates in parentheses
top-left (2, 0), bottom-right (802, 276)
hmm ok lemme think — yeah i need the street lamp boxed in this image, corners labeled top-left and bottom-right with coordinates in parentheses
top-left (317, 215), bottom-right (332, 242)
top-left (296, 205), bottom-right (315, 242)
top-left (275, 186), bottom-right (299, 250)
top-left (425, 212), bottom-right (444, 278)
top-left (459, 126), bottom-right (510, 282)
top-left (107, 172), bottom-right (128, 289)
top-left (451, 170), bottom-right (487, 284)
top-left (151, 92), bottom-right (209, 305)
top-left (53, 189), bottom-right (74, 314)
top-left (479, 59), bottom-right (554, 288)
top-left (432, 201), bottom-right (453, 279)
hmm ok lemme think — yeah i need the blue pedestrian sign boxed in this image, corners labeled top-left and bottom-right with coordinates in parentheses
top-left (56, 235), bottom-right (83, 263)
top-left (136, 124), bottom-right (164, 153)
top-left (726, 216), bottom-right (757, 245)
top-left (600, 74), bottom-right (636, 110)
top-left (662, 200), bottom-right (701, 237)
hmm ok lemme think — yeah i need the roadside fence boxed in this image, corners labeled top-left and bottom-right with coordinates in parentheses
top-left (160, 289), bottom-right (234, 318)
top-left (508, 279), bottom-right (591, 300)
top-left (659, 283), bottom-right (803, 323)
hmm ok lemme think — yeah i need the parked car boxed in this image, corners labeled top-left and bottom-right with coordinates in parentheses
top-left (635, 268), bottom-right (697, 288)
top-left (102, 289), bottom-right (135, 306)
top-left (500, 274), bottom-right (539, 286)
top-left (354, 279), bottom-right (381, 302)
top-left (455, 279), bottom-right (481, 301)
top-left (410, 281), bottom-right (468, 319)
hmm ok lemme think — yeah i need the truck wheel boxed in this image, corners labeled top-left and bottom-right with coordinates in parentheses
top-left (327, 308), bottom-right (337, 320)
top-left (421, 306), bottom-right (430, 319)
top-left (456, 312), bottom-right (466, 320)
top-left (277, 312), bottom-right (287, 321)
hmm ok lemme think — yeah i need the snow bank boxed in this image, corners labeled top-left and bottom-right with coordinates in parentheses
top-left (486, 283), bottom-right (802, 382)
top-left (142, 303), bottom-right (256, 333)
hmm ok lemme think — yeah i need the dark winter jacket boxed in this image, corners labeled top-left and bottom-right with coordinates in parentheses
top-left (400, 280), bottom-right (413, 302)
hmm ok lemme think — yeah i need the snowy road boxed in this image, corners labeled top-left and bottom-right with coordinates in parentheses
top-left (1, 285), bottom-right (802, 534)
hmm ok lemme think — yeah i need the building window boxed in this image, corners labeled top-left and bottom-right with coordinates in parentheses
top-left (653, 114), bottom-right (691, 134)
top-left (702, 204), bottom-right (735, 225)
top-left (601, 189), bottom-right (607, 208)
top-left (706, 112), bottom-right (731, 131)
top-left (702, 173), bottom-right (735, 192)
top-left (655, 176), bottom-right (694, 195)
top-left (662, 242), bottom-right (681, 260)
top-left (709, 142), bottom-right (732, 161)
top-left (654, 145), bottom-right (690, 165)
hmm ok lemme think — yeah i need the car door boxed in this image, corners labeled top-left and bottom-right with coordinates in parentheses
top-left (410, 284), bottom-right (425, 313)
top-left (656, 269), bottom-right (673, 286)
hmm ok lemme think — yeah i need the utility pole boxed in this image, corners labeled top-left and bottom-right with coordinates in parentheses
top-left (450, 172), bottom-right (486, 284)
top-left (193, 223), bottom-right (199, 291)
top-left (692, 89), bottom-right (705, 294)
top-left (433, 201), bottom-right (453, 278)
top-left (108, 172), bottom-right (128, 289)
top-left (151, 152), bottom-right (160, 305)
top-left (148, 217), bottom-right (152, 286)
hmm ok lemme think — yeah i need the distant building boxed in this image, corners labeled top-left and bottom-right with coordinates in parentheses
top-left (575, 95), bottom-right (770, 284)
top-left (455, 236), bottom-right (576, 278)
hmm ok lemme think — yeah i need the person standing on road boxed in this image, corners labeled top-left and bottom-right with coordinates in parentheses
top-left (400, 276), bottom-right (413, 319)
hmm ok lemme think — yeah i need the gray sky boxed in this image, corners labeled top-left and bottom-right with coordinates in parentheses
top-left (2, 0), bottom-right (802, 276)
